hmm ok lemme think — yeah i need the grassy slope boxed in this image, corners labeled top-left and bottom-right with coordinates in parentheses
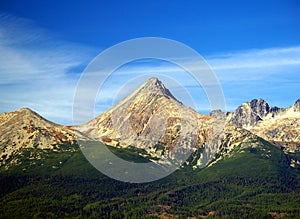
top-left (0, 140), bottom-right (300, 219)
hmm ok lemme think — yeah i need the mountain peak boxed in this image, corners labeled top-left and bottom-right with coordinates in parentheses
top-left (147, 76), bottom-right (160, 84)
top-left (248, 98), bottom-right (270, 116)
top-left (16, 107), bottom-right (44, 119)
top-left (229, 98), bottom-right (278, 128)
top-left (18, 107), bottom-right (35, 113)
top-left (0, 108), bottom-right (36, 125)
top-left (136, 77), bottom-right (177, 101)
top-left (143, 77), bottom-right (165, 89)
top-left (249, 98), bottom-right (268, 107)
top-left (292, 98), bottom-right (300, 112)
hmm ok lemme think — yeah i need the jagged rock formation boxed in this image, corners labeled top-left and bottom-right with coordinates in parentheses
top-left (250, 99), bottom-right (300, 152)
top-left (227, 99), bottom-right (281, 128)
top-left (293, 98), bottom-right (300, 112)
top-left (0, 108), bottom-right (77, 165)
top-left (227, 98), bottom-right (300, 152)
top-left (210, 109), bottom-right (229, 121)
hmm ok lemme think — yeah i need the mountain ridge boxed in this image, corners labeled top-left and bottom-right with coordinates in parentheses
top-left (1, 78), bottom-right (300, 218)
top-left (222, 98), bottom-right (300, 152)
top-left (1, 78), bottom-right (300, 168)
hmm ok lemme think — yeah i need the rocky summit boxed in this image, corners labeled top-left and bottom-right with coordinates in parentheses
top-left (293, 98), bottom-right (300, 112)
top-left (227, 98), bottom-right (281, 129)
top-left (225, 98), bottom-right (300, 152)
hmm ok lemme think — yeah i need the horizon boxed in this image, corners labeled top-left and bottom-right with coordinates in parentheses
top-left (1, 1), bottom-right (300, 124)
top-left (2, 75), bottom-right (300, 126)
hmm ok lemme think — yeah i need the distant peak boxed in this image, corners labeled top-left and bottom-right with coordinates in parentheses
top-left (18, 108), bottom-right (35, 113)
top-left (20, 107), bottom-right (33, 111)
top-left (249, 98), bottom-right (269, 109)
top-left (250, 98), bottom-right (267, 105)
top-left (139, 77), bottom-right (170, 94)
top-left (148, 77), bottom-right (159, 83)
top-left (144, 77), bottom-right (163, 88)
top-left (138, 77), bottom-right (178, 101)
top-left (16, 108), bottom-right (41, 118)
top-left (293, 98), bottom-right (300, 111)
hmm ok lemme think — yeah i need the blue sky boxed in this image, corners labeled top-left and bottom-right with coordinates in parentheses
top-left (0, 0), bottom-right (300, 124)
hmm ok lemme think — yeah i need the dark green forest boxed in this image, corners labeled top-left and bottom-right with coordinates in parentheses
top-left (1, 141), bottom-right (300, 219)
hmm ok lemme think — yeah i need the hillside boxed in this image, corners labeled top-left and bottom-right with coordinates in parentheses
top-left (0, 78), bottom-right (300, 218)
top-left (0, 138), bottom-right (299, 218)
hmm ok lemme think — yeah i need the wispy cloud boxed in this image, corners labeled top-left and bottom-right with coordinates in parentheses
top-left (207, 46), bottom-right (300, 81)
top-left (206, 46), bottom-right (300, 110)
top-left (210, 47), bottom-right (300, 69)
top-left (0, 13), bottom-right (98, 124)
top-left (93, 46), bottom-right (300, 113)
top-left (1, 13), bottom-right (299, 124)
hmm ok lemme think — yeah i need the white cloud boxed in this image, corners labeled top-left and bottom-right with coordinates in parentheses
top-left (207, 46), bottom-right (300, 81)
top-left (0, 13), bottom-right (98, 124)
top-left (92, 46), bottom-right (300, 113)
top-left (1, 13), bottom-right (299, 123)
top-left (205, 46), bottom-right (300, 111)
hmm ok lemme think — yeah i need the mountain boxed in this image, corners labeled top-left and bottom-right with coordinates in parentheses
top-left (227, 98), bottom-right (281, 128)
top-left (2, 79), bottom-right (299, 167)
top-left (76, 77), bottom-right (214, 162)
top-left (225, 98), bottom-right (300, 152)
top-left (0, 108), bottom-right (77, 167)
top-left (2, 80), bottom-right (299, 165)
top-left (250, 99), bottom-right (300, 152)
top-left (1, 79), bottom-right (300, 218)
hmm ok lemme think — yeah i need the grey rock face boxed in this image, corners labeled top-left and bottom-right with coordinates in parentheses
top-left (250, 99), bottom-right (270, 117)
top-left (210, 110), bottom-right (228, 121)
top-left (293, 98), bottom-right (300, 112)
top-left (226, 98), bottom-right (300, 152)
top-left (228, 98), bottom-right (281, 128)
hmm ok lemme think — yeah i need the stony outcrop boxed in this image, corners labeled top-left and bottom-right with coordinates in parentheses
top-left (227, 99), bottom-right (281, 128)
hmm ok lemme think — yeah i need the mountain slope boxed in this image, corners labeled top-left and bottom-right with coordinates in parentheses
top-left (0, 108), bottom-right (77, 167)
top-left (0, 134), bottom-right (299, 219)
top-left (76, 77), bottom-right (213, 160)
